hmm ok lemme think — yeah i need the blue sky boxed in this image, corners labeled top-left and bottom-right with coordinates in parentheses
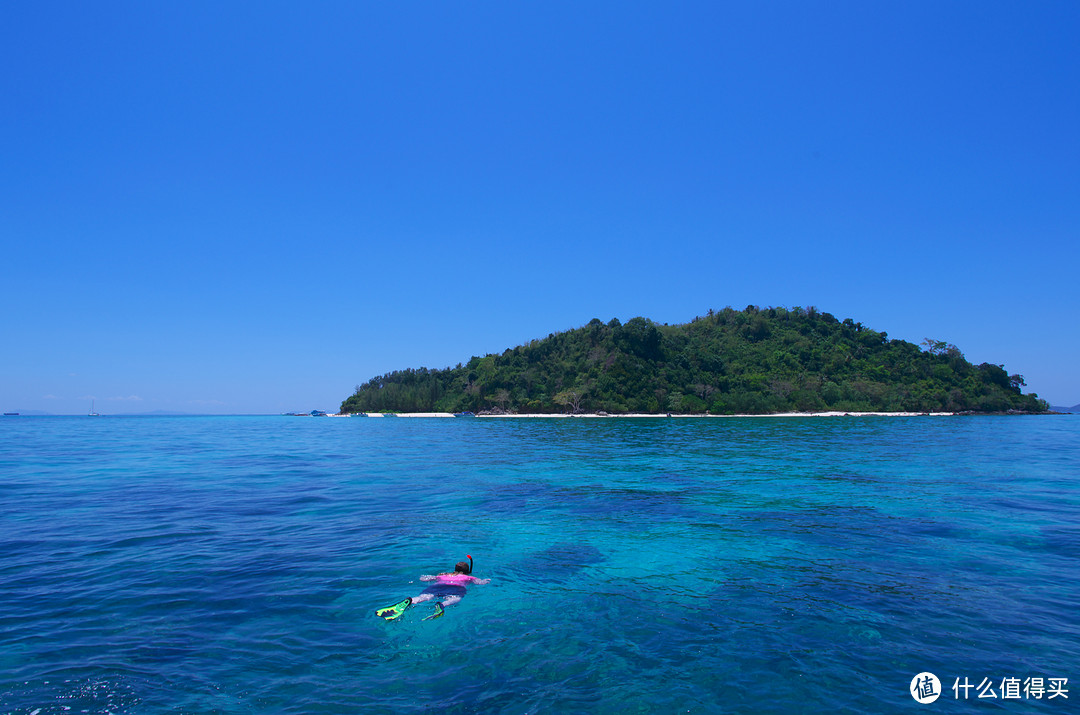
top-left (3, 1), bottom-right (1078, 414)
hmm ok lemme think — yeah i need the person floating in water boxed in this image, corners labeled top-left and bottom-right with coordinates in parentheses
top-left (376, 554), bottom-right (490, 621)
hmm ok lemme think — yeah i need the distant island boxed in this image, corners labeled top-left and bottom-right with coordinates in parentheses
top-left (341, 306), bottom-right (1049, 416)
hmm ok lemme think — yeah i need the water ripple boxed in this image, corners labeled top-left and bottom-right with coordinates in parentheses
top-left (1, 415), bottom-right (1077, 712)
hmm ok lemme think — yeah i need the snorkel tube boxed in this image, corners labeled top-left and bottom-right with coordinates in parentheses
top-left (466, 554), bottom-right (473, 575)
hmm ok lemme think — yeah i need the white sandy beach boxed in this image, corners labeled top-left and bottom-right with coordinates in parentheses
top-left (338, 411), bottom-right (955, 418)
top-left (336, 412), bottom-right (455, 418)
top-left (476, 411), bottom-right (955, 418)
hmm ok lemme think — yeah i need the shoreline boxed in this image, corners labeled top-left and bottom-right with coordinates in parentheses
top-left (336, 411), bottom-right (959, 418)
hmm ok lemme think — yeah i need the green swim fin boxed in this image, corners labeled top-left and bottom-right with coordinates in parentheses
top-left (423, 603), bottom-right (445, 621)
top-left (376, 597), bottom-right (411, 621)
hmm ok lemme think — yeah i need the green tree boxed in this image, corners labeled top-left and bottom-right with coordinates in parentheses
top-left (553, 388), bottom-right (586, 414)
top-left (339, 307), bottom-right (1047, 416)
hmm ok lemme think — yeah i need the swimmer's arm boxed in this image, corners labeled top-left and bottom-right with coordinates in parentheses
top-left (471, 577), bottom-right (491, 585)
top-left (419, 574), bottom-right (437, 581)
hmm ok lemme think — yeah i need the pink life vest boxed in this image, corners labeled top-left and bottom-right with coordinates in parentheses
top-left (435, 573), bottom-right (476, 586)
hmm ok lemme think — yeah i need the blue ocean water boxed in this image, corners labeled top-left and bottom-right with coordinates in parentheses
top-left (1, 415), bottom-right (1077, 714)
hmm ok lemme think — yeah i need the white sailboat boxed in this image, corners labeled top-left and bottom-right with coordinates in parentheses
top-left (88, 399), bottom-right (100, 417)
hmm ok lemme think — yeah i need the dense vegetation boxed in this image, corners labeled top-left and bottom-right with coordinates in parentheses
top-left (340, 306), bottom-right (1048, 415)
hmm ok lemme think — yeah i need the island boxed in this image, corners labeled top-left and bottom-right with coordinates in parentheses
top-left (340, 306), bottom-right (1049, 416)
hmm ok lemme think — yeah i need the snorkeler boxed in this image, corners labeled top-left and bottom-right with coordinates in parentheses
top-left (376, 554), bottom-right (490, 621)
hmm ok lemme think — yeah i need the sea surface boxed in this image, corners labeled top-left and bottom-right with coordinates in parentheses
top-left (1, 415), bottom-right (1077, 714)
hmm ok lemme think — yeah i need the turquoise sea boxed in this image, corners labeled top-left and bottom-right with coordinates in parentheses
top-left (1, 415), bottom-right (1077, 713)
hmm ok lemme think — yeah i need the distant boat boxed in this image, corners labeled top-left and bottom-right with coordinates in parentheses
top-left (310, 410), bottom-right (328, 417)
top-left (3, 412), bottom-right (18, 416)
top-left (453, 411), bottom-right (476, 418)
top-left (88, 400), bottom-right (100, 417)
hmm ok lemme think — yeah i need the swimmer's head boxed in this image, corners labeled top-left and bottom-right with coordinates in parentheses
top-left (454, 560), bottom-right (472, 574)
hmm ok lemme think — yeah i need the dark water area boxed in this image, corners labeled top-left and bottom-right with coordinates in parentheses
top-left (1, 415), bottom-right (1077, 713)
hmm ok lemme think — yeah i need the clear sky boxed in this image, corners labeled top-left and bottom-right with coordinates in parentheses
top-left (3, 1), bottom-right (1078, 414)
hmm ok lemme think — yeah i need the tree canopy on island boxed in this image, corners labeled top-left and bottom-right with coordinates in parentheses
top-left (340, 306), bottom-right (1048, 415)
